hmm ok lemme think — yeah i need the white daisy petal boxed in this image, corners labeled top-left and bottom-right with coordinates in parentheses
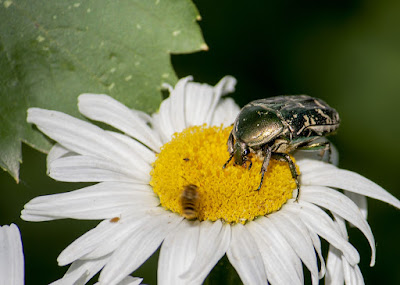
top-left (257, 217), bottom-right (305, 283)
top-left (81, 215), bottom-right (154, 261)
top-left (0, 224), bottom-right (24, 285)
top-left (168, 77), bottom-right (189, 133)
top-left (107, 131), bottom-right (156, 165)
top-left (342, 258), bottom-right (361, 285)
top-left (120, 276), bottom-right (143, 285)
top-left (325, 246), bottom-right (344, 285)
top-left (299, 160), bottom-right (400, 209)
top-left (78, 94), bottom-right (162, 151)
top-left (226, 223), bottom-right (267, 285)
top-left (327, 215), bottom-right (365, 285)
top-left (158, 220), bottom-right (200, 285)
top-left (153, 76), bottom-right (193, 142)
top-left (153, 76), bottom-right (237, 142)
top-left (27, 108), bottom-right (147, 176)
top-left (287, 201), bottom-right (360, 266)
top-left (50, 256), bottom-right (109, 285)
top-left (353, 265), bottom-right (364, 285)
top-left (211, 97), bottom-right (241, 127)
top-left (151, 112), bottom-right (171, 144)
top-left (200, 75), bottom-right (237, 125)
top-left (247, 219), bottom-right (302, 285)
top-left (214, 75), bottom-right (237, 96)
top-left (59, 210), bottom-right (152, 265)
top-left (21, 182), bottom-right (159, 221)
top-left (301, 185), bottom-right (376, 266)
top-left (183, 82), bottom-right (213, 128)
top-left (307, 224), bottom-right (326, 279)
top-left (268, 211), bottom-right (320, 285)
top-left (58, 220), bottom-right (120, 266)
top-left (180, 220), bottom-right (231, 284)
top-left (345, 191), bottom-right (368, 220)
top-left (326, 216), bottom-right (348, 285)
top-left (99, 209), bottom-right (181, 285)
top-left (47, 143), bottom-right (72, 167)
top-left (19, 213), bottom-right (56, 222)
top-left (297, 158), bottom-right (335, 174)
top-left (94, 276), bottom-right (143, 285)
top-left (185, 76), bottom-right (237, 127)
top-left (48, 155), bottom-right (149, 182)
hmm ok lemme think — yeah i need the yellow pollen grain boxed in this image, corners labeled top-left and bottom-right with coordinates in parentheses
top-left (150, 125), bottom-right (298, 224)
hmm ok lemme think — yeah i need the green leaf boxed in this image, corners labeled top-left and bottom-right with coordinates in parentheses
top-left (0, 0), bottom-right (206, 182)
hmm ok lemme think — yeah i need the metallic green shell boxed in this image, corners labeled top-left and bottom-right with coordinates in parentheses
top-left (233, 95), bottom-right (340, 149)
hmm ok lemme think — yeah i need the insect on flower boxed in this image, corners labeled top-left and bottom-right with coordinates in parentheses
top-left (110, 217), bottom-right (120, 223)
top-left (180, 184), bottom-right (200, 220)
top-left (223, 95), bottom-right (340, 198)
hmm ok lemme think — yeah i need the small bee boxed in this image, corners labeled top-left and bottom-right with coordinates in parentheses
top-left (180, 184), bottom-right (200, 220)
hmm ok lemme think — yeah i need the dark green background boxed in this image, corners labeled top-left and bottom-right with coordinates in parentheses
top-left (1, 0), bottom-right (399, 284)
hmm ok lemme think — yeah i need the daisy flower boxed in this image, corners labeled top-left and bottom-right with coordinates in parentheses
top-left (0, 224), bottom-right (142, 285)
top-left (0, 224), bottom-right (24, 285)
top-left (22, 76), bottom-right (400, 285)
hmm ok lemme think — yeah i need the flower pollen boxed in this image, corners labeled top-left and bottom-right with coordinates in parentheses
top-left (150, 125), bottom-right (297, 224)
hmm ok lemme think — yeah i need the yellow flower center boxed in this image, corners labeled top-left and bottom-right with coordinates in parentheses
top-left (150, 125), bottom-right (298, 224)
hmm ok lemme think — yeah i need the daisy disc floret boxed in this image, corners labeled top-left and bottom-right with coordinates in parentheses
top-left (151, 125), bottom-right (297, 223)
top-left (22, 76), bottom-right (400, 285)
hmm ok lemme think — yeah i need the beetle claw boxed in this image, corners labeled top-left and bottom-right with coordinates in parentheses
top-left (294, 180), bottom-right (300, 202)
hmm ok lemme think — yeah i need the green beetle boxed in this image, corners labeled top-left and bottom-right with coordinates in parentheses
top-left (223, 95), bottom-right (340, 199)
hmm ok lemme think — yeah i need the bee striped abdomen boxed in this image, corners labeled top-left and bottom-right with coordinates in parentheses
top-left (180, 184), bottom-right (199, 220)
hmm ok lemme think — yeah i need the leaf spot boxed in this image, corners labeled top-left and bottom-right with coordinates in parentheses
top-left (53, 15), bottom-right (57, 20)
top-left (110, 67), bottom-right (116, 73)
top-left (162, 73), bottom-right (169, 79)
top-left (108, 82), bottom-right (115, 91)
top-left (73, 3), bottom-right (81, 8)
top-left (87, 8), bottom-right (91, 13)
top-left (172, 30), bottom-right (181, 36)
top-left (36, 35), bottom-right (45, 43)
top-left (125, 75), bottom-right (132, 81)
top-left (3, 0), bottom-right (12, 8)
top-left (136, 24), bottom-right (142, 30)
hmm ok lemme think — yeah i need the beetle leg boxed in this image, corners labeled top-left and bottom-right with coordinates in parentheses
top-left (223, 153), bottom-right (233, 169)
top-left (272, 153), bottom-right (300, 201)
top-left (223, 132), bottom-right (235, 169)
top-left (256, 147), bottom-right (272, 191)
top-left (247, 159), bottom-right (252, 170)
top-left (227, 131), bottom-right (234, 154)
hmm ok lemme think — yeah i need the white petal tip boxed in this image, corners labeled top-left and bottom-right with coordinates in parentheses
top-left (216, 76), bottom-right (237, 95)
top-left (27, 107), bottom-right (45, 122)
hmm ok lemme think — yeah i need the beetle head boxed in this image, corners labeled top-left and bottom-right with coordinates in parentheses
top-left (233, 141), bottom-right (249, 166)
top-left (234, 105), bottom-right (284, 148)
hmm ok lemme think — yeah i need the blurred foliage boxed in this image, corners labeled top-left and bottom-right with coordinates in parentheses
top-left (0, 0), bottom-right (204, 181)
top-left (1, 0), bottom-right (400, 284)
